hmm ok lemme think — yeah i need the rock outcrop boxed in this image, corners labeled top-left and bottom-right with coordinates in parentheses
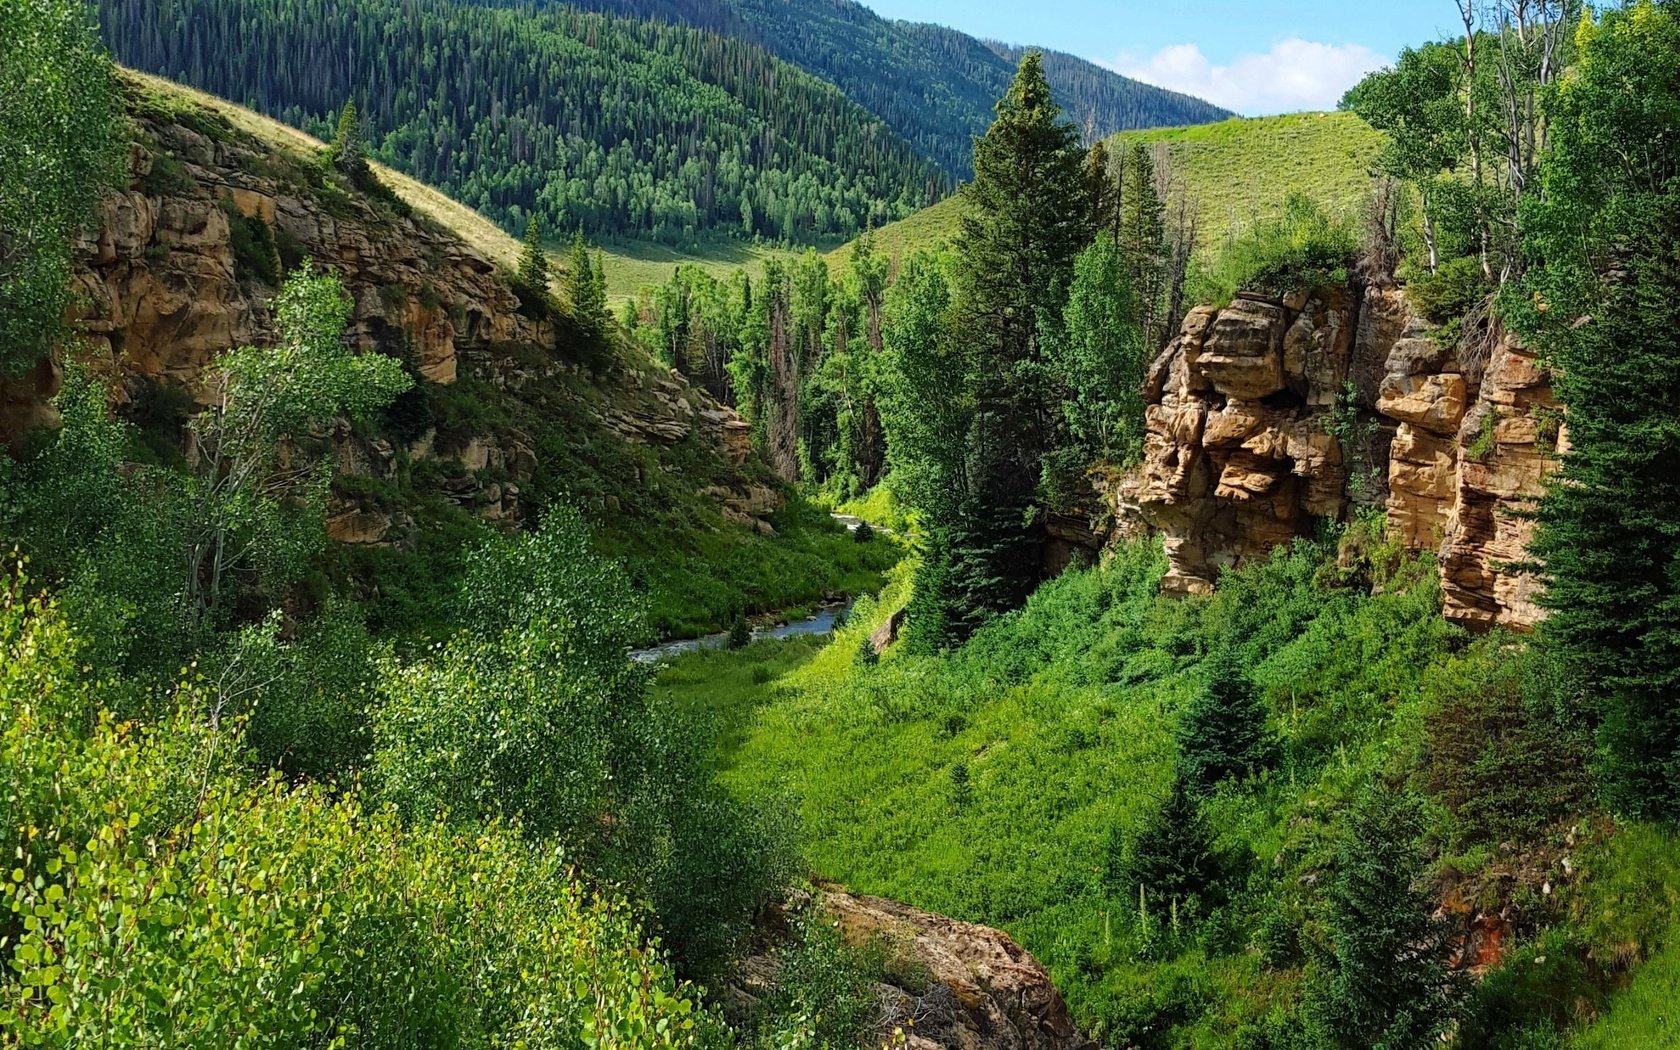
top-left (4, 79), bottom-right (777, 541)
top-left (732, 889), bottom-right (1096, 1050)
top-left (1125, 282), bottom-right (1560, 630)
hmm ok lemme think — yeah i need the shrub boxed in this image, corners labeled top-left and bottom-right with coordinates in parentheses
top-left (0, 579), bottom-right (721, 1048)
top-left (728, 614), bottom-right (753, 650)
top-left (853, 520), bottom-right (876, 544)
top-left (1190, 193), bottom-right (1357, 306)
top-left (375, 516), bottom-right (789, 971)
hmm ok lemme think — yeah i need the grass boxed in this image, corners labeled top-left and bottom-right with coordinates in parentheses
top-left (595, 238), bottom-right (804, 307)
top-left (832, 111), bottom-right (1385, 267)
top-left (653, 529), bottom-right (1680, 1048)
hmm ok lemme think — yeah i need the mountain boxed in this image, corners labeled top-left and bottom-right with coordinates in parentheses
top-left (95, 0), bottom-right (945, 245)
top-left (565, 0), bottom-right (1234, 177)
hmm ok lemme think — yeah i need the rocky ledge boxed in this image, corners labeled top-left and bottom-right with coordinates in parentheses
top-left (1124, 282), bottom-right (1561, 631)
top-left (732, 888), bottom-right (1096, 1050)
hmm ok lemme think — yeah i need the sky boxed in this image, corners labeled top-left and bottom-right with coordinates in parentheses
top-left (857, 1), bottom-right (1458, 116)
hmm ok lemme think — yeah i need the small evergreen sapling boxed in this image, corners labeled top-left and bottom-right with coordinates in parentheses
top-left (1306, 781), bottom-right (1461, 1049)
top-left (1176, 645), bottom-right (1274, 795)
top-left (517, 216), bottom-right (550, 294)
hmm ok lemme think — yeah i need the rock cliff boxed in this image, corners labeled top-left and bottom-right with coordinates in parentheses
top-left (1, 75), bottom-right (773, 552)
top-left (1126, 282), bottom-right (1560, 631)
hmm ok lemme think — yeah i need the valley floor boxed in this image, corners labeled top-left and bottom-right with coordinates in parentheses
top-left (655, 538), bottom-right (1680, 1049)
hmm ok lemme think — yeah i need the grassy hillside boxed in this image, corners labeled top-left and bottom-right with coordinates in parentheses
top-left (656, 536), bottom-right (1680, 1048)
top-left (834, 111), bottom-right (1385, 266)
top-left (117, 72), bottom-right (902, 641)
top-left (1115, 111), bottom-right (1386, 253)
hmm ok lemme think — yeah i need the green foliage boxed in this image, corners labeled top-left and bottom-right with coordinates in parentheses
top-left (1052, 233), bottom-right (1146, 465)
top-left (0, 0), bottom-right (123, 374)
top-left (728, 615), bottom-right (753, 650)
top-left (373, 512), bottom-right (788, 971)
top-left (747, 908), bottom-right (884, 1050)
top-left (1118, 773), bottom-right (1225, 921)
top-left (222, 198), bottom-right (281, 287)
top-left (517, 215), bottom-right (551, 293)
top-left (1190, 193), bottom-right (1357, 307)
top-left (1304, 781), bottom-right (1462, 1050)
top-left (893, 54), bottom-right (1092, 647)
top-left (568, 228), bottom-right (609, 340)
top-left (100, 0), bottom-right (943, 243)
top-left (0, 577), bottom-right (721, 1048)
top-left (1418, 637), bottom-right (1590, 847)
top-left (665, 536), bottom-right (1482, 1043)
top-left (1515, 1), bottom-right (1680, 820)
top-left (1176, 645), bottom-right (1273, 796)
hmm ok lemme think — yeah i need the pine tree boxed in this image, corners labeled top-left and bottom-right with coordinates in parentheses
top-left (1306, 782), bottom-right (1460, 1049)
top-left (330, 99), bottom-right (366, 179)
top-left (566, 228), bottom-right (607, 337)
top-left (907, 53), bottom-right (1090, 648)
top-left (1118, 142), bottom-right (1167, 349)
top-left (517, 216), bottom-right (550, 294)
top-left (1112, 772), bottom-right (1222, 916)
top-left (1176, 645), bottom-right (1273, 795)
top-left (1519, 2), bottom-right (1680, 819)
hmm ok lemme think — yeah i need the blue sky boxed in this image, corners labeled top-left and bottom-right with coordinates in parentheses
top-left (859, 1), bottom-right (1457, 115)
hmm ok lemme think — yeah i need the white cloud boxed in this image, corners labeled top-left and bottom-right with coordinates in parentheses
top-left (1113, 38), bottom-right (1387, 116)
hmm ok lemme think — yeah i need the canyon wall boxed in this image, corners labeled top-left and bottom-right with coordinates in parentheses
top-left (1124, 282), bottom-right (1561, 631)
top-left (1, 89), bottom-right (770, 544)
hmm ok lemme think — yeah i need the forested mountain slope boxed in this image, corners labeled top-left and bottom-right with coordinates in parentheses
top-left (561, 0), bottom-right (1233, 177)
top-left (95, 0), bottom-right (944, 244)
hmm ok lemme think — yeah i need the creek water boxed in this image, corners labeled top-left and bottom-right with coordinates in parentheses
top-left (628, 600), bottom-right (854, 664)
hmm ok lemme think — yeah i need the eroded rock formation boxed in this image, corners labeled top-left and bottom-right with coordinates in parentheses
top-left (1126, 282), bottom-right (1561, 630)
top-left (2, 87), bottom-right (775, 542)
top-left (732, 888), bottom-right (1096, 1050)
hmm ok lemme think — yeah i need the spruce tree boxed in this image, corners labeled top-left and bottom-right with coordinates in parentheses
top-left (330, 99), bottom-right (366, 179)
top-left (566, 227), bottom-right (606, 336)
top-left (1176, 645), bottom-right (1273, 795)
top-left (909, 53), bottom-right (1089, 648)
top-left (1518, 3), bottom-right (1680, 819)
top-left (1306, 782), bottom-right (1460, 1050)
top-left (1113, 772), bottom-right (1222, 917)
top-left (1118, 143), bottom-right (1167, 349)
top-left (517, 216), bottom-right (550, 294)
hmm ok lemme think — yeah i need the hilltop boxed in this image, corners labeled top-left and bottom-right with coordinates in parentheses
top-left (831, 111), bottom-right (1385, 266)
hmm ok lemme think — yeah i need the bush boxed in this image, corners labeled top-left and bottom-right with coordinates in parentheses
top-left (1190, 193), bottom-right (1357, 306)
top-left (1176, 645), bottom-right (1273, 795)
top-left (374, 515), bottom-right (789, 972)
top-left (853, 520), bottom-right (876, 544)
top-left (728, 614), bottom-right (753, 650)
top-left (0, 578), bottom-right (721, 1048)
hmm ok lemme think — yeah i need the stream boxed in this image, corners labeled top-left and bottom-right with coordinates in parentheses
top-left (628, 600), bottom-right (854, 664)
top-left (627, 512), bottom-right (879, 664)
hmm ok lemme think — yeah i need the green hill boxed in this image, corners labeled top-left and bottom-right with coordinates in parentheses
top-left (96, 0), bottom-right (943, 245)
top-left (836, 111), bottom-right (1386, 266)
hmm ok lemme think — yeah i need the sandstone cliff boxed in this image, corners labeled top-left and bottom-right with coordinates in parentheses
top-left (1125, 282), bottom-right (1560, 631)
top-left (1, 74), bottom-right (772, 558)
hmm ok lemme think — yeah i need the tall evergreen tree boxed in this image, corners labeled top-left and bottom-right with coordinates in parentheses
top-left (329, 99), bottom-right (366, 180)
top-left (567, 227), bottom-right (606, 336)
top-left (1176, 645), bottom-right (1273, 795)
top-left (1118, 142), bottom-right (1168, 350)
top-left (1306, 782), bottom-right (1460, 1049)
top-left (1519, 1), bottom-right (1680, 819)
top-left (517, 217), bottom-right (550, 293)
top-left (907, 53), bottom-right (1089, 649)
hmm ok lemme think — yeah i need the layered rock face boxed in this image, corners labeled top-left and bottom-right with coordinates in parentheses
top-left (732, 889), bottom-right (1096, 1050)
top-left (2, 92), bottom-right (770, 541)
top-left (1129, 283), bottom-right (1560, 630)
